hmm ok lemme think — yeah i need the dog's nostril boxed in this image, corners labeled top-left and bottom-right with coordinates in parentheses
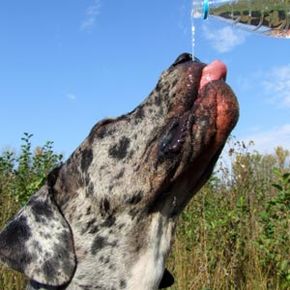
top-left (171, 53), bottom-right (202, 67)
top-left (171, 53), bottom-right (192, 67)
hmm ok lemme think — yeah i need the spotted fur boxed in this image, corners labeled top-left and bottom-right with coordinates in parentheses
top-left (0, 53), bottom-right (239, 290)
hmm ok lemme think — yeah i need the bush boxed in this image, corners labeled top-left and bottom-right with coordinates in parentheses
top-left (0, 132), bottom-right (63, 205)
top-left (168, 139), bottom-right (290, 290)
top-left (0, 133), bottom-right (63, 290)
top-left (1, 135), bottom-right (290, 289)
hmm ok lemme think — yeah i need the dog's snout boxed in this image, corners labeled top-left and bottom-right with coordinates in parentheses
top-left (171, 53), bottom-right (202, 68)
top-left (171, 53), bottom-right (192, 67)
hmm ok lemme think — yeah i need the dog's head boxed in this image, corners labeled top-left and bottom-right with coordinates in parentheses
top-left (0, 53), bottom-right (239, 289)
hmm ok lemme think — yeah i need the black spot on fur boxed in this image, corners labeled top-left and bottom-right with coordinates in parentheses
top-left (100, 198), bottom-right (111, 216)
top-left (81, 148), bottom-right (93, 173)
top-left (88, 225), bottom-right (99, 234)
top-left (104, 198), bottom-right (110, 211)
top-left (154, 94), bottom-right (162, 106)
top-left (0, 216), bottom-right (31, 256)
top-left (108, 184), bottom-right (114, 192)
top-left (82, 218), bottom-right (97, 234)
top-left (135, 107), bottom-right (145, 120)
top-left (134, 107), bottom-right (145, 125)
top-left (109, 264), bottom-right (116, 270)
top-left (170, 78), bottom-right (178, 89)
top-left (79, 285), bottom-right (92, 290)
top-left (118, 224), bottom-right (125, 230)
top-left (86, 206), bottom-right (91, 215)
top-left (108, 137), bottom-right (130, 160)
top-left (87, 218), bottom-right (97, 229)
top-left (128, 208), bottom-right (139, 220)
top-left (120, 279), bottom-right (126, 288)
top-left (115, 168), bottom-right (125, 179)
top-left (96, 126), bottom-right (108, 139)
top-left (85, 175), bottom-right (91, 186)
top-left (86, 182), bottom-right (94, 197)
top-left (88, 119), bottom-right (114, 142)
top-left (101, 215), bottom-right (116, 227)
top-left (97, 126), bottom-right (117, 140)
top-left (128, 150), bottom-right (135, 159)
top-left (104, 256), bottom-right (110, 264)
top-left (32, 240), bottom-right (43, 253)
top-left (0, 215), bottom-right (32, 272)
top-left (30, 199), bottom-right (53, 221)
top-left (126, 191), bottom-right (143, 205)
top-left (42, 260), bottom-right (57, 280)
top-left (91, 236), bottom-right (109, 255)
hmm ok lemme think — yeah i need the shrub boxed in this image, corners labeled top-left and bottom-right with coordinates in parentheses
top-left (0, 133), bottom-right (63, 290)
top-left (0, 132), bottom-right (63, 205)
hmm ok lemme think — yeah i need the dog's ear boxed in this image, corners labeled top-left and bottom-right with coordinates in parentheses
top-left (0, 185), bottom-right (76, 286)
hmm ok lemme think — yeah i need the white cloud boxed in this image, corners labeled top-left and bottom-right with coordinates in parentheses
top-left (80, 0), bottom-right (101, 32)
top-left (242, 124), bottom-right (290, 153)
top-left (203, 25), bottom-right (246, 53)
top-left (262, 65), bottom-right (290, 108)
top-left (234, 64), bottom-right (290, 110)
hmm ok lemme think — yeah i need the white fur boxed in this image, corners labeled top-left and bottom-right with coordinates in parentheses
top-left (127, 213), bottom-right (175, 290)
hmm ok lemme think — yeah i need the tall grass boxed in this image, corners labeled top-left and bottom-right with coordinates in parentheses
top-left (0, 135), bottom-right (289, 289)
top-left (168, 139), bottom-right (290, 290)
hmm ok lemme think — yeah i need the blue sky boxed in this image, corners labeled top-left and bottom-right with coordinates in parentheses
top-left (1, 0), bottom-right (290, 158)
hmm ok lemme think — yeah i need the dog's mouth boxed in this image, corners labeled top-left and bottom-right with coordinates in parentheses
top-left (148, 53), bottom-right (239, 213)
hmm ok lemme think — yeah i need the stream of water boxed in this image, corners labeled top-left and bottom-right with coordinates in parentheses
top-left (191, 6), bottom-right (196, 61)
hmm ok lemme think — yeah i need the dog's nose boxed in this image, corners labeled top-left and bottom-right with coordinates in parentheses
top-left (171, 53), bottom-right (192, 67)
top-left (171, 53), bottom-right (201, 67)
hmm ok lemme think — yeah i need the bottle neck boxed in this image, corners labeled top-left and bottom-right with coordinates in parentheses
top-left (193, 0), bottom-right (233, 19)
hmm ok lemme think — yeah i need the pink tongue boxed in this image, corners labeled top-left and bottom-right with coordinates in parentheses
top-left (199, 60), bottom-right (227, 90)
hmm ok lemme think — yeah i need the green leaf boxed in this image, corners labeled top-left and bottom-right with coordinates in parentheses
top-left (272, 183), bottom-right (283, 191)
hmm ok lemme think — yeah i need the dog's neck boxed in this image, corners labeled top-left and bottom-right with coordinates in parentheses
top-left (59, 188), bottom-right (176, 289)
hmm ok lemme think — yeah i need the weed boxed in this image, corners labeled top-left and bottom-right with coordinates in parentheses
top-left (1, 135), bottom-right (290, 289)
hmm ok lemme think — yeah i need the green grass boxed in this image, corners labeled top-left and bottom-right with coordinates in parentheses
top-left (1, 135), bottom-right (290, 289)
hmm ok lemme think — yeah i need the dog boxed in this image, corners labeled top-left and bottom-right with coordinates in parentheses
top-left (0, 53), bottom-right (239, 289)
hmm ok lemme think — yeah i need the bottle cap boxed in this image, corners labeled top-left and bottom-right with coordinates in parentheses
top-left (193, 0), bottom-right (209, 19)
top-left (203, 0), bottom-right (209, 19)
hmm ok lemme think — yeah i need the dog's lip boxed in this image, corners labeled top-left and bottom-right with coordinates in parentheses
top-left (160, 57), bottom-right (235, 164)
top-left (168, 58), bottom-right (238, 184)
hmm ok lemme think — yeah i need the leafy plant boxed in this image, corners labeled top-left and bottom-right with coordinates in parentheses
top-left (0, 133), bottom-right (63, 205)
top-left (258, 168), bottom-right (290, 289)
top-left (1, 135), bottom-right (290, 290)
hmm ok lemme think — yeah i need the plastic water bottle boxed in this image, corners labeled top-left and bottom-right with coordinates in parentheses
top-left (192, 0), bottom-right (290, 38)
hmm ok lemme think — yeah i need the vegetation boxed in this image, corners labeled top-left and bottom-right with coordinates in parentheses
top-left (168, 138), bottom-right (290, 290)
top-left (0, 135), bottom-right (289, 289)
top-left (0, 133), bottom-right (63, 290)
